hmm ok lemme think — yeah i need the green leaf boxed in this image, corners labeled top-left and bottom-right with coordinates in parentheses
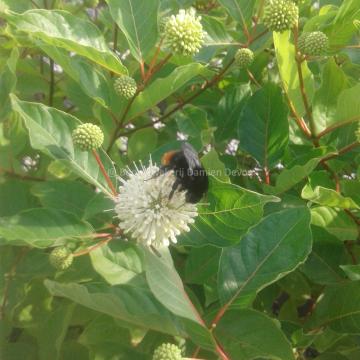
top-left (273, 31), bottom-right (315, 117)
top-left (5, 9), bottom-right (127, 75)
top-left (333, 83), bottom-right (360, 129)
top-left (144, 246), bottom-right (201, 323)
top-left (312, 58), bottom-right (349, 134)
top-left (311, 206), bottom-right (358, 241)
top-left (0, 47), bottom-right (18, 121)
top-left (216, 84), bottom-right (251, 142)
top-left (176, 105), bottom-right (208, 139)
top-left (143, 247), bottom-right (216, 351)
top-left (201, 150), bottom-right (230, 183)
top-left (214, 309), bottom-right (295, 360)
top-left (307, 281), bottom-right (360, 334)
top-left (125, 63), bottom-right (211, 122)
top-left (0, 208), bottom-right (94, 247)
top-left (300, 226), bottom-right (347, 285)
top-left (325, 0), bottom-right (360, 47)
top-left (38, 45), bottom-right (117, 110)
top-left (264, 157), bottom-right (323, 195)
top-left (185, 246), bottom-right (221, 284)
top-left (218, 0), bottom-right (256, 31)
top-left (340, 265), bottom-right (360, 281)
top-left (202, 15), bottom-right (234, 48)
top-left (218, 207), bottom-right (312, 307)
top-left (127, 128), bottom-right (158, 161)
top-left (105, 0), bottom-right (159, 62)
top-left (90, 242), bottom-right (143, 285)
top-left (238, 83), bottom-right (289, 168)
top-left (0, 180), bottom-right (39, 217)
top-left (11, 95), bottom-right (117, 197)
top-left (34, 304), bottom-right (75, 360)
top-left (31, 181), bottom-right (96, 218)
top-left (180, 177), bottom-right (279, 247)
top-left (44, 279), bottom-right (185, 337)
top-left (302, 185), bottom-right (360, 209)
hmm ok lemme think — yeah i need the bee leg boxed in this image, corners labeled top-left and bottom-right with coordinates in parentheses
top-left (169, 177), bottom-right (182, 200)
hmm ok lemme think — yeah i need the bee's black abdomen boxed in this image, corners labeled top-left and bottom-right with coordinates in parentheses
top-left (160, 142), bottom-right (208, 203)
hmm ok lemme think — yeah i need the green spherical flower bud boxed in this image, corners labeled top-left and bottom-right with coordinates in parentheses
top-left (114, 75), bottom-right (137, 99)
top-left (72, 123), bottom-right (104, 151)
top-left (49, 247), bottom-right (74, 270)
top-left (163, 8), bottom-right (205, 56)
top-left (235, 48), bottom-right (254, 69)
top-left (263, 0), bottom-right (299, 33)
top-left (152, 343), bottom-right (182, 360)
top-left (298, 31), bottom-right (328, 56)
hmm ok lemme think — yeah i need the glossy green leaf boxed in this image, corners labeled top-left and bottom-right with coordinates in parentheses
top-left (144, 246), bottom-right (201, 323)
top-left (218, 0), bottom-right (256, 31)
top-left (125, 63), bottom-right (211, 122)
top-left (312, 58), bottom-right (349, 134)
top-left (340, 265), bottom-right (360, 281)
top-left (302, 185), bottom-right (360, 209)
top-left (39, 45), bottom-right (117, 109)
top-left (44, 279), bottom-right (185, 337)
top-left (274, 31), bottom-right (314, 117)
top-left (11, 95), bottom-right (117, 197)
top-left (143, 247), bottom-right (216, 351)
top-left (301, 226), bottom-right (347, 285)
top-left (90, 242), bottom-right (143, 285)
top-left (105, 0), bottom-right (159, 62)
top-left (0, 208), bottom-right (94, 247)
top-left (216, 84), bottom-right (251, 142)
top-left (214, 309), bottom-right (295, 360)
top-left (307, 281), bottom-right (360, 334)
top-left (127, 128), bottom-right (158, 161)
top-left (0, 180), bottom-right (39, 217)
top-left (311, 206), bottom-right (358, 241)
top-left (0, 47), bottom-right (18, 120)
top-left (238, 83), bottom-right (289, 168)
top-left (265, 157), bottom-right (323, 195)
top-left (185, 246), bottom-right (221, 284)
top-left (34, 304), bottom-right (75, 360)
top-left (180, 177), bottom-right (279, 247)
top-left (5, 9), bottom-right (127, 74)
top-left (218, 207), bottom-right (312, 307)
top-left (333, 83), bottom-right (360, 128)
top-left (31, 181), bottom-right (96, 218)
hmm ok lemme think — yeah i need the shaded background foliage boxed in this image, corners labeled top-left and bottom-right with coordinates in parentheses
top-left (1, 0), bottom-right (360, 359)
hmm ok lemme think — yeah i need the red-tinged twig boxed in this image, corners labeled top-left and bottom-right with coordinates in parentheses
top-left (140, 60), bottom-right (146, 81)
top-left (92, 150), bottom-right (117, 196)
top-left (316, 116), bottom-right (360, 139)
top-left (264, 167), bottom-right (271, 185)
top-left (73, 237), bottom-right (112, 257)
top-left (320, 142), bottom-right (360, 163)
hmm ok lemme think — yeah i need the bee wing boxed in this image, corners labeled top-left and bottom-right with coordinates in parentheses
top-left (181, 142), bottom-right (201, 169)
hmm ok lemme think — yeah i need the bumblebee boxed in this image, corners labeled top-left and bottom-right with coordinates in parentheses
top-left (158, 142), bottom-right (209, 203)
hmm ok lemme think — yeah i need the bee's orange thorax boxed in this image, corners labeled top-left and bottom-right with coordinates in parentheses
top-left (161, 151), bottom-right (177, 166)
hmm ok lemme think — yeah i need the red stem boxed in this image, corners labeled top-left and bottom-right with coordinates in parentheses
top-left (92, 150), bottom-right (117, 196)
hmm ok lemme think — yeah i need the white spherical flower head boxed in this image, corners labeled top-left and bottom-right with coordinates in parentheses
top-left (115, 161), bottom-right (198, 248)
